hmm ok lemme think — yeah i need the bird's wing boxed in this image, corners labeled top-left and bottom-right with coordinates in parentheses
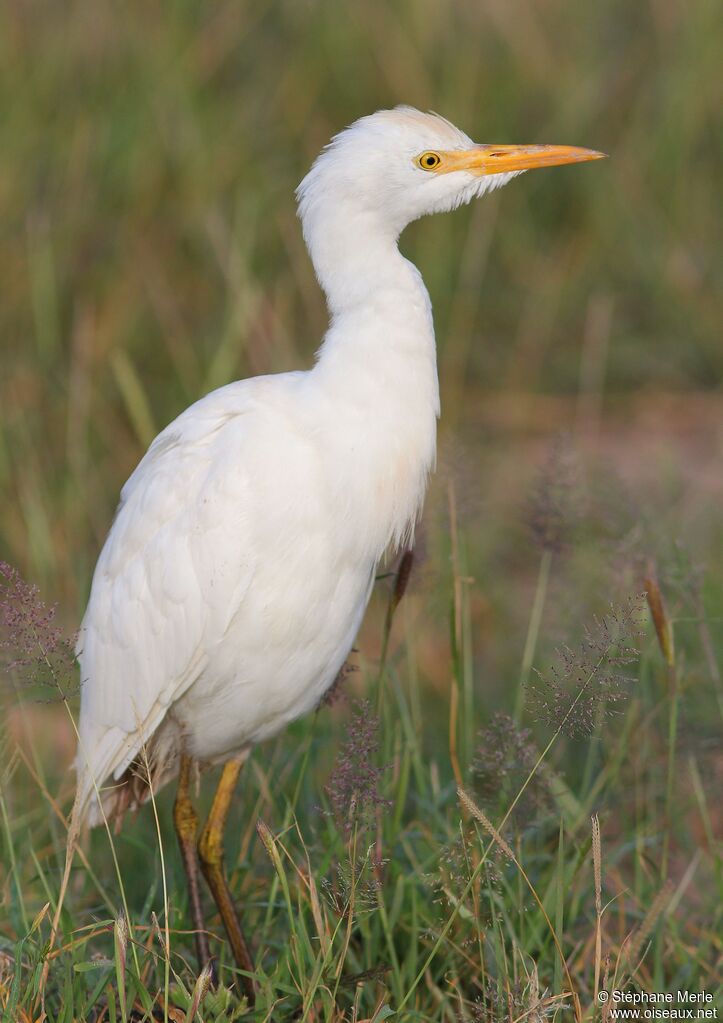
top-left (75, 381), bottom-right (264, 817)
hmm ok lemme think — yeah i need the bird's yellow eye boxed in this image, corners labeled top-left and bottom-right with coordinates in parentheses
top-left (416, 151), bottom-right (442, 171)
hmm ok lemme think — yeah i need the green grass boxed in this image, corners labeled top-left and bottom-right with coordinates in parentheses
top-left (2, 508), bottom-right (721, 1019)
top-left (0, 0), bottom-right (721, 1019)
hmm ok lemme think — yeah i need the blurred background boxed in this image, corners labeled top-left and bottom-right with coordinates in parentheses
top-left (1, 1), bottom-right (721, 1011)
top-left (1, 0), bottom-right (720, 610)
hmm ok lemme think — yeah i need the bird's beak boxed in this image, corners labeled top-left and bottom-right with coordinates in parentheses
top-left (441, 143), bottom-right (607, 175)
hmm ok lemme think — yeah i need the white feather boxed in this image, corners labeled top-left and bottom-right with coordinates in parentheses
top-left (75, 108), bottom-right (524, 825)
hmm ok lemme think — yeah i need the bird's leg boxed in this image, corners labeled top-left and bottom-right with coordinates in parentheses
top-left (173, 754), bottom-right (214, 978)
top-left (198, 757), bottom-right (256, 1006)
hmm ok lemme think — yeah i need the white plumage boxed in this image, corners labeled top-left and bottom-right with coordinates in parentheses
top-left (75, 107), bottom-right (603, 826)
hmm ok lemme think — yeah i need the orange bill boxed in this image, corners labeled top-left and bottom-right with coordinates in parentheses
top-left (438, 144), bottom-right (607, 175)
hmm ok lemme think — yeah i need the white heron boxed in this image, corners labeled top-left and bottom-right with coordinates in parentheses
top-left (73, 107), bottom-right (603, 1000)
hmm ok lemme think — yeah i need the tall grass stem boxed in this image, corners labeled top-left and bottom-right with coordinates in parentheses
top-left (514, 550), bottom-right (552, 721)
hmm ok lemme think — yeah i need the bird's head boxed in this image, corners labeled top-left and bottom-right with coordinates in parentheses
top-left (297, 106), bottom-right (605, 238)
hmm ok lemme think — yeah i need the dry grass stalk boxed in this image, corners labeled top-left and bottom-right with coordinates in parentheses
top-left (601, 954), bottom-right (612, 1023)
top-left (643, 573), bottom-right (675, 669)
top-left (449, 677), bottom-right (463, 788)
top-left (257, 818), bottom-right (284, 878)
top-left (113, 912), bottom-right (128, 1022)
top-left (457, 787), bottom-right (581, 1023)
top-left (458, 787), bottom-right (515, 860)
top-left (622, 881), bottom-right (673, 981)
top-left (185, 963), bottom-right (213, 1021)
top-left (307, 869), bottom-right (329, 958)
top-left (591, 815), bottom-right (603, 1012)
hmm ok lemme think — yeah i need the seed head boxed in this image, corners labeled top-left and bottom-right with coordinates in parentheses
top-left (527, 435), bottom-right (583, 556)
top-left (0, 562), bottom-right (77, 701)
top-left (325, 699), bottom-right (389, 836)
top-left (471, 713), bottom-right (550, 822)
top-left (527, 596), bottom-right (644, 737)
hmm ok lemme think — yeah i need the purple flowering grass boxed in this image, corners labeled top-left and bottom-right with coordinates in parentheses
top-left (0, 561), bottom-right (77, 701)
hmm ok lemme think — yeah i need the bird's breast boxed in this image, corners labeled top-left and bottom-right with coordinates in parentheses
top-left (174, 535), bottom-right (374, 761)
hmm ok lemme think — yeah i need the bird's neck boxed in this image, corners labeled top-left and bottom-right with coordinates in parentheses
top-left (303, 202), bottom-right (409, 316)
top-left (305, 205), bottom-right (440, 556)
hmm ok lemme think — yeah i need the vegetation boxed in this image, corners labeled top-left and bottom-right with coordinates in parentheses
top-left (0, 1), bottom-right (720, 1019)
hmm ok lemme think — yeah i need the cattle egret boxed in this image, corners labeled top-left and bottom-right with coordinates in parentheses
top-left (74, 107), bottom-right (604, 999)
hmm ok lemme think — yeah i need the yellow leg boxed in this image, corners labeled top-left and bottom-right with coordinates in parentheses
top-left (173, 755), bottom-right (213, 975)
top-left (198, 758), bottom-right (256, 1006)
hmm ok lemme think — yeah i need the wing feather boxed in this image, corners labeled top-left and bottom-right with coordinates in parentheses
top-left (75, 382), bottom-right (261, 821)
